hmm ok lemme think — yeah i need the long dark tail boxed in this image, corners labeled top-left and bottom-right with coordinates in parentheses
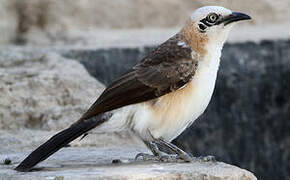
top-left (15, 113), bottom-right (112, 172)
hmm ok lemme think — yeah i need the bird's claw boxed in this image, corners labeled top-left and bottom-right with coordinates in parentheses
top-left (135, 153), bottom-right (193, 163)
top-left (135, 153), bottom-right (160, 161)
top-left (159, 154), bottom-right (186, 163)
top-left (197, 155), bottom-right (216, 162)
top-left (177, 153), bottom-right (193, 162)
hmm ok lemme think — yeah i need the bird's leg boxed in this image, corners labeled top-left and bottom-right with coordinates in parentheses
top-left (158, 139), bottom-right (216, 162)
top-left (155, 139), bottom-right (192, 162)
top-left (156, 139), bottom-right (216, 162)
top-left (135, 141), bottom-right (163, 161)
top-left (135, 131), bottom-right (214, 163)
top-left (136, 130), bottom-right (191, 162)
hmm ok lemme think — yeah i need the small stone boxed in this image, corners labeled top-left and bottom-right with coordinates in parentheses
top-left (3, 158), bottom-right (11, 165)
top-left (112, 159), bottom-right (121, 164)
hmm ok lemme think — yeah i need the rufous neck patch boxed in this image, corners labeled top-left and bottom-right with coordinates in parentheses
top-left (180, 20), bottom-right (208, 57)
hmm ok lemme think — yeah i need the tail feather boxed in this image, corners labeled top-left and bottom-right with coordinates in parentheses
top-left (15, 113), bottom-right (111, 172)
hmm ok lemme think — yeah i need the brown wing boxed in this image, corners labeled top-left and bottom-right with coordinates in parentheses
top-left (81, 34), bottom-right (199, 120)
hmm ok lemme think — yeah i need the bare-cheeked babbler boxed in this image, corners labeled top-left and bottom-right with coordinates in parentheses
top-left (15, 6), bottom-right (251, 172)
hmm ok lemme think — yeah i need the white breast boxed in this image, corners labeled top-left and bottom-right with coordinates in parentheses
top-left (132, 49), bottom-right (222, 142)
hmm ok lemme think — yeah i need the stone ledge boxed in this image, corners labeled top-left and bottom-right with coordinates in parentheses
top-left (0, 147), bottom-right (256, 180)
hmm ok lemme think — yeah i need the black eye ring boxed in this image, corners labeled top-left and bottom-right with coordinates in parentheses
top-left (198, 23), bottom-right (207, 32)
top-left (206, 13), bottom-right (219, 23)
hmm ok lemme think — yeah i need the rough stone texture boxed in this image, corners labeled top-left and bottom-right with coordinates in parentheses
top-left (0, 147), bottom-right (256, 180)
top-left (0, 51), bottom-right (104, 130)
top-left (1, 0), bottom-right (290, 45)
top-left (63, 39), bottom-right (290, 180)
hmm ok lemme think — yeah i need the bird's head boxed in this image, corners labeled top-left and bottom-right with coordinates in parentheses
top-left (181, 6), bottom-right (251, 55)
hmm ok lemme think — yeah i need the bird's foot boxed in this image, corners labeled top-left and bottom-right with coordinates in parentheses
top-left (160, 154), bottom-right (216, 163)
top-left (176, 152), bottom-right (193, 162)
top-left (159, 154), bottom-right (190, 163)
top-left (135, 153), bottom-right (160, 161)
top-left (197, 155), bottom-right (216, 162)
top-left (135, 153), bottom-right (193, 163)
top-left (155, 139), bottom-right (192, 162)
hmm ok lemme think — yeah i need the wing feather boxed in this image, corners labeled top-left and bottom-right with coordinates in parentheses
top-left (81, 34), bottom-right (199, 120)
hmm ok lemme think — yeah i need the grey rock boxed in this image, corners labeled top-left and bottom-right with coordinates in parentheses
top-left (0, 51), bottom-right (104, 130)
top-left (0, 147), bottom-right (257, 180)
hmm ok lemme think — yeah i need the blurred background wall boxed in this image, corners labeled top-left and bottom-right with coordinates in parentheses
top-left (1, 0), bottom-right (290, 45)
top-left (0, 0), bottom-right (290, 180)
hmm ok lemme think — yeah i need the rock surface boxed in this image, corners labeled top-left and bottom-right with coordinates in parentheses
top-left (0, 51), bottom-right (104, 130)
top-left (0, 147), bottom-right (256, 180)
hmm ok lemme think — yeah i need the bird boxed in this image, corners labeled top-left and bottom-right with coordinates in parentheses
top-left (15, 6), bottom-right (251, 172)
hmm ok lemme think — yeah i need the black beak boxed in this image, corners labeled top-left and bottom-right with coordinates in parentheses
top-left (222, 12), bottom-right (251, 26)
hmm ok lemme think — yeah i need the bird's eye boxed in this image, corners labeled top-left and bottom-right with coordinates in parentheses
top-left (206, 13), bottom-right (219, 23)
